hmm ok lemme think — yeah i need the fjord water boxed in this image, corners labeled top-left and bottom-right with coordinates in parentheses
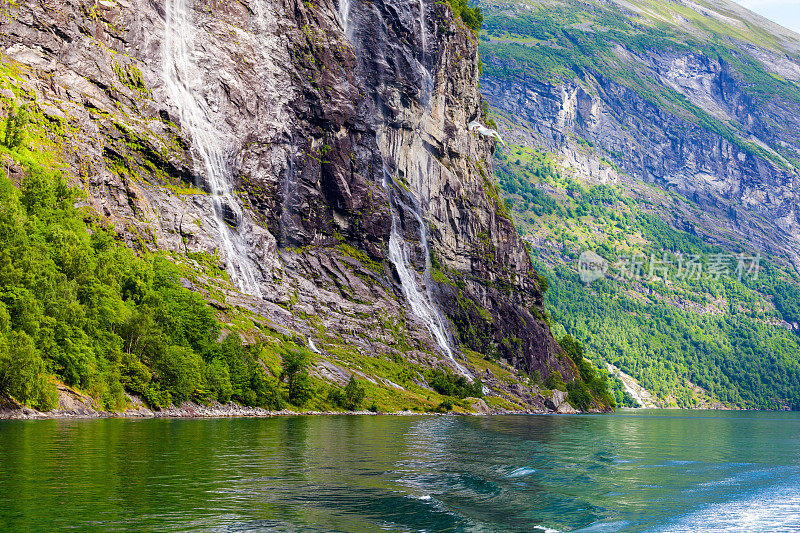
top-left (1, 411), bottom-right (799, 532)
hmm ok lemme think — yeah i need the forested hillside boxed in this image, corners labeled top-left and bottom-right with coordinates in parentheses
top-left (475, 0), bottom-right (800, 409)
top-left (495, 143), bottom-right (800, 409)
top-left (478, 0), bottom-right (800, 269)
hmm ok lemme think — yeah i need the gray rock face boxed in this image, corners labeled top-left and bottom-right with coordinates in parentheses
top-left (544, 389), bottom-right (567, 411)
top-left (0, 0), bottom-right (571, 382)
top-left (482, 48), bottom-right (800, 270)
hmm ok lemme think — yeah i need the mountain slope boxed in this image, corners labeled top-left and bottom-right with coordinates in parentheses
top-left (0, 0), bottom-right (612, 414)
top-left (480, 0), bottom-right (800, 269)
top-left (478, 0), bottom-right (800, 408)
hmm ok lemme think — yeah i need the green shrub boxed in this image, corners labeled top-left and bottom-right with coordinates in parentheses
top-left (205, 359), bottom-right (233, 404)
top-left (153, 345), bottom-right (206, 404)
top-left (436, 400), bottom-right (454, 412)
top-left (288, 372), bottom-right (314, 406)
top-left (0, 331), bottom-right (58, 411)
top-left (2, 104), bottom-right (28, 150)
top-left (544, 370), bottom-right (566, 391)
top-left (428, 368), bottom-right (483, 398)
top-left (328, 375), bottom-right (366, 411)
top-left (559, 334), bottom-right (584, 364)
top-left (248, 368), bottom-right (285, 410)
top-left (537, 272), bottom-right (549, 293)
top-left (448, 0), bottom-right (483, 32)
top-left (281, 350), bottom-right (314, 406)
top-left (560, 335), bottom-right (615, 408)
top-left (567, 380), bottom-right (592, 411)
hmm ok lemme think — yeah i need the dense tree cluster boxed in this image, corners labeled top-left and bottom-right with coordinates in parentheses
top-left (559, 334), bottom-right (615, 410)
top-left (427, 368), bottom-right (483, 399)
top-left (0, 150), bottom-right (292, 411)
top-left (448, 0), bottom-right (483, 32)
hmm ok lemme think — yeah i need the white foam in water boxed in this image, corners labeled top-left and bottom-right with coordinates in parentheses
top-left (655, 482), bottom-right (800, 532)
top-left (163, 0), bottom-right (262, 297)
top-left (572, 521), bottom-right (630, 532)
top-left (533, 527), bottom-right (562, 533)
top-left (506, 467), bottom-right (536, 478)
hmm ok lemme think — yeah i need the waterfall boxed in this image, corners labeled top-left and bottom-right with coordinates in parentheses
top-left (338, 0), bottom-right (351, 35)
top-left (417, 0), bottom-right (434, 125)
top-left (382, 169), bottom-right (469, 376)
top-left (418, 0), bottom-right (426, 54)
top-left (308, 337), bottom-right (321, 354)
top-left (163, 0), bottom-right (262, 297)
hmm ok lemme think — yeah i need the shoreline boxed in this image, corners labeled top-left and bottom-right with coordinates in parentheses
top-left (0, 389), bottom-right (559, 420)
top-left (3, 389), bottom-right (758, 421)
top-left (0, 402), bottom-right (556, 421)
top-left (1, 403), bottom-right (779, 421)
top-left (4, 402), bottom-right (765, 421)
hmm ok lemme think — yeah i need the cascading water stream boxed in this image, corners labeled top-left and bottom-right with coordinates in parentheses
top-left (418, 0), bottom-right (426, 54)
top-left (382, 169), bottom-right (468, 376)
top-left (417, 0), bottom-right (434, 107)
top-left (341, 1), bottom-right (464, 374)
top-left (163, 0), bottom-right (262, 297)
top-left (338, 0), bottom-right (351, 36)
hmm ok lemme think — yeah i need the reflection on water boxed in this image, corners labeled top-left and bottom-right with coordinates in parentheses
top-left (0, 410), bottom-right (799, 532)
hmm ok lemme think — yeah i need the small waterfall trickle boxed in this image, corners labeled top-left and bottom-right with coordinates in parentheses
top-left (418, 0), bottom-right (426, 55)
top-left (417, 0), bottom-right (434, 106)
top-left (382, 168), bottom-right (468, 376)
top-left (338, 0), bottom-right (352, 36)
top-left (163, 0), bottom-right (262, 297)
top-left (308, 337), bottom-right (321, 354)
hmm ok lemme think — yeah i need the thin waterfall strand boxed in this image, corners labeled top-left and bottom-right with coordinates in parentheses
top-left (382, 170), bottom-right (468, 376)
top-left (418, 0), bottom-right (426, 54)
top-left (280, 136), bottom-right (296, 246)
top-left (338, 0), bottom-right (351, 35)
top-left (163, 0), bottom-right (262, 297)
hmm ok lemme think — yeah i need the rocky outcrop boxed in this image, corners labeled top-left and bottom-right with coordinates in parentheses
top-left (0, 0), bottom-right (574, 403)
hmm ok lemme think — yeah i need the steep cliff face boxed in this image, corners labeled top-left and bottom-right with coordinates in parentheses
top-left (479, 0), bottom-right (800, 271)
top-left (0, 0), bottom-right (574, 410)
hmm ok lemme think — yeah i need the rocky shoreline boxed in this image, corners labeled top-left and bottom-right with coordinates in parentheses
top-left (0, 402), bottom-right (555, 421)
top-left (0, 385), bottom-right (561, 420)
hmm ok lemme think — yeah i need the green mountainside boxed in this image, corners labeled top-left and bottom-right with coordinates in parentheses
top-left (0, 0), bottom-right (617, 416)
top-left (478, 0), bottom-right (800, 409)
top-left (4, 0), bottom-right (800, 414)
top-left (495, 144), bottom-right (800, 409)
